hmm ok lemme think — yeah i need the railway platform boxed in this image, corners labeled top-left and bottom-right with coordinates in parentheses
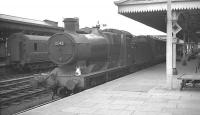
top-left (18, 59), bottom-right (200, 115)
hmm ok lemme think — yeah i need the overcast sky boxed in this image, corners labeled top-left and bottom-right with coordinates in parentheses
top-left (0, 0), bottom-right (165, 35)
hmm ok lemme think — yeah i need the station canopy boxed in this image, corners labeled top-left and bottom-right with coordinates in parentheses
top-left (115, 0), bottom-right (200, 43)
top-left (0, 14), bottom-right (63, 37)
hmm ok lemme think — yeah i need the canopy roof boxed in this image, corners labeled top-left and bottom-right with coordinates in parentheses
top-left (115, 0), bottom-right (200, 42)
top-left (0, 14), bottom-right (63, 37)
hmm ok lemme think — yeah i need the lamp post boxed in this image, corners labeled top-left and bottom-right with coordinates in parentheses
top-left (166, 0), bottom-right (173, 89)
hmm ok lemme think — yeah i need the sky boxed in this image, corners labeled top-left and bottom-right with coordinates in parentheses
top-left (0, 0), bottom-right (165, 35)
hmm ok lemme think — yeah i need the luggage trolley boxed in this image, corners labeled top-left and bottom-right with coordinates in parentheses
top-left (178, 74), bottom-right (200, 90)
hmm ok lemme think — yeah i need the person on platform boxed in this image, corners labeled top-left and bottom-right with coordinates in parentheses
top-left (195, 53), bottom-right (200, 73)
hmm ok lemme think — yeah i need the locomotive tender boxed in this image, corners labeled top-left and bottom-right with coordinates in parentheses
top-left (7, 33), bottom-right (55, 71)
top-left (32, 18), bottom-right (166, 97)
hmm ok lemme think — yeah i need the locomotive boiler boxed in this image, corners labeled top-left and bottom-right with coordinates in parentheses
top-left (32, 18), bottom-right (166, 97)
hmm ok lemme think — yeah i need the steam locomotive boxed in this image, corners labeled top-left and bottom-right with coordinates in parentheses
top-left (32, 18), bottom-right (165, 97)
top-left (7, 33), bottom-right (55, 71)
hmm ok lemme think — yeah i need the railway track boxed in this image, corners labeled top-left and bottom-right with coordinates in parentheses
top-left (0, 75), bottom-right (51, 109)
top-left (1, 73), bottom-right (35, 81)
top-left (0, 69), bottom-right (52, 81)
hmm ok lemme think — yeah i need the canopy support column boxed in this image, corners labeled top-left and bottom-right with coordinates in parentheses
top-left (166, 0), bottom-right (173, 89)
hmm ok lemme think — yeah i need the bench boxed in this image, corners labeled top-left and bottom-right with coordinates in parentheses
top-left (177, 74), bottom-right (200, 90)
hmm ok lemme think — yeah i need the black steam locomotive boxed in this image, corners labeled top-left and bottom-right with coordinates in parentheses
top-left (32, 18), bottom-right (165, 97)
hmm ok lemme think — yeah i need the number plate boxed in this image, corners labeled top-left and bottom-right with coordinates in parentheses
top-left (55, 41), bottom-right (64, 46)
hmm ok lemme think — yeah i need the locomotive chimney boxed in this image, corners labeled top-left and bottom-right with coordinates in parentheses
top-left (63, 18), bottom-right (79, 33)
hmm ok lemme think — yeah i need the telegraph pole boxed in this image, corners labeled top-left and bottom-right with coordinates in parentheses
top-left (166, 0), bottom-right (173, 89)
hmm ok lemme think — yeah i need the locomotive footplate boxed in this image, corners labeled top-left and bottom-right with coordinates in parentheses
top-left (177, 74), bottom-right (200, 90)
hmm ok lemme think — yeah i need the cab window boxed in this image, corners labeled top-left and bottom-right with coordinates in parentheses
top-left (34, 43), bottom-right (37, 51)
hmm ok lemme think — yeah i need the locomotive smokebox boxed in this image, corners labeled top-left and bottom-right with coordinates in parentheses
top-left (63, 18), bottom-right (79, 33)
